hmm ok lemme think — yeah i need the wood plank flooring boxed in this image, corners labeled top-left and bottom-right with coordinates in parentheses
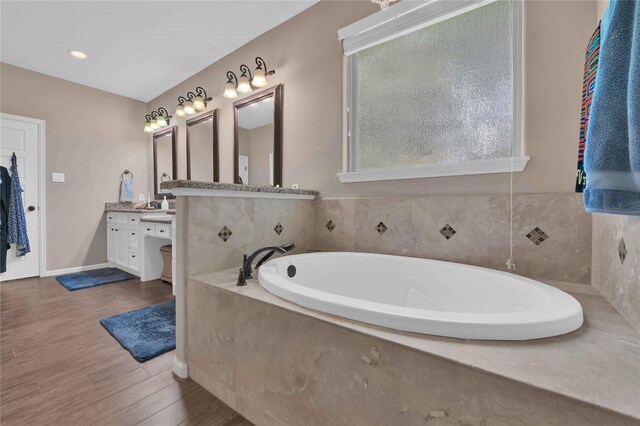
top-left (1, 275), bottom-right (250, 426)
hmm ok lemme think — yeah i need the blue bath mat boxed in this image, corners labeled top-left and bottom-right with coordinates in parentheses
top-left (100, 299), bottom-right (176, 362)
top-left (56, 267), bottom-right (136, 291)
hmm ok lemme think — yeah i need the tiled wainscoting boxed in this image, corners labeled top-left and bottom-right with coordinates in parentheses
top-left (184, 193), bottom-right (592, 284)
top-left (186, 196), bottom-right (315, 277)
top-left (592, 214), bottom-right (640, 331)
top-left (183, 193), bottom-right (592, 285)
top-left (314, 193), bottom-right (592, 284)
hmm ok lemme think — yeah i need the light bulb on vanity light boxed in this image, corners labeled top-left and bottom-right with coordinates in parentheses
top-left (175, 104), bottom-right (186, 117)
top-left (156, 115), bottom-right (167, 127)
top-left (144, 122), bottom-right (153, 132)
top-left (150, 119), bottom-right (159, 130)
top-left (184, 100), bottom-right (195, 115)
top-left (252, 57), bottom-right (274, 88)
top-left (223, 81), bottom-right (238, 99)
top-left (237, 75), bottom-right (252, 94)
top-left (252, 67), bottom-right (268, 88)
top-left (193, 96), bottom-right (206, 111)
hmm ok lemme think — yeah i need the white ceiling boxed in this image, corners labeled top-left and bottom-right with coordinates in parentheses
top-left (238, 96), bottom-right (273, 129)
top-left (0, 1), bottom-right (319, 102)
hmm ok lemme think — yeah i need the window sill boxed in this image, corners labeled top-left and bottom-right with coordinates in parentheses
top-left (337, 156), bottom-right (530, 183)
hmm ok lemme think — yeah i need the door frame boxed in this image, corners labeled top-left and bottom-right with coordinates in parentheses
top-left (1, 113), bottom-right (46, 277)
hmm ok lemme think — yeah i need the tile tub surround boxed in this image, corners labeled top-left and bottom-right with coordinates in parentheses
top-left (169, 182), bottom-right (317, 379)
top-left (592, 214), bottom-right (640, 332)
top-left (185, 196), bottom-right (316, 278)
top-left (313, 193), bottom-right (592, 284)
top-left (186, 269), bottom-right (640, 425)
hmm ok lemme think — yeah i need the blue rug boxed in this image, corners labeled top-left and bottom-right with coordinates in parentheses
top-left (100, 299), bottom-right (176, 362)
top-left (56, 267), bottom-right (136, 291)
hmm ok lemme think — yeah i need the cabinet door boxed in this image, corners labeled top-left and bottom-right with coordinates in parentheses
top-left (107, 226), bottom-right (116, 262)
top-left (128, 249), bottom-right (139, 271)
top-left (115, 227), bottom-right (129, 267)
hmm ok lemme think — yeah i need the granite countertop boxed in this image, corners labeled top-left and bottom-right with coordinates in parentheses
top-left (192, 269), bottom-right (640, 422)
top-left (104, 202), bottom-right (176, 214)
top-left (160, 180), bottom-right (318, 197)
top-left (105, 208), bottom-right (176, 214)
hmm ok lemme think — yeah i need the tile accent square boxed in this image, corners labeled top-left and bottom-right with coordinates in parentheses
top-left (325, 220), bottom-right (336, 232)
top-left (217, 226), bottom-right (232, 242)
top-left (618, 237), bottom-right (627, 265)
top-left (375, 221), bottom-right (388, 235)
top-left (526, 227), bottom-right (549, 246)
top-left (274, 222), bottom-right (284, 236)
top-left (439, 224), bottom-right (457, 240)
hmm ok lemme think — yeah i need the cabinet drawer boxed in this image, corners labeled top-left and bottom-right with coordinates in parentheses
top-left (106, 213), bottom-right (115, 223)
top-left (128, 229), bottom-right (139, 247)
top-left (128, 215), bottom-right (140, 226)
top-left (143, 223), bottom-right (156, 235)
top-left (129, 249), bottom-right (140, 271)
top-left (114, 213), bottom-right (128, 224)
top-left (156, 224), bottom-right (171, 238)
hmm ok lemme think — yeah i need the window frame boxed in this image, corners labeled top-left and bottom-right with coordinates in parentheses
top-left (338, 0), bottom-right (527, 183)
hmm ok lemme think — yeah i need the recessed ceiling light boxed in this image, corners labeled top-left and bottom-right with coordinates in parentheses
top-left (68, 50), bottom-right (87, 59)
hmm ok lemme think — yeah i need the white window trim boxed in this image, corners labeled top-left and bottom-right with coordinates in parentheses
top-left (338, 0), bottom-right (526, 184)
top-left (337, 156), bottom-right (529, 183)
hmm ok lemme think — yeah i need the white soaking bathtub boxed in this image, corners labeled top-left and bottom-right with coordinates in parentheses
top-left (257, 252), bottom-right (584, 340)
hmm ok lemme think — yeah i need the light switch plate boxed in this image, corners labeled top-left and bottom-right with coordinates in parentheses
top-left (52, 172), bottom-right (65, 183)
top-left (139, 193), bottom-right (146, 202)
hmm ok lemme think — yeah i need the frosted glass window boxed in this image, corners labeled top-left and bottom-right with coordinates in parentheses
top-left (351, 0), bottom-right (514, 171)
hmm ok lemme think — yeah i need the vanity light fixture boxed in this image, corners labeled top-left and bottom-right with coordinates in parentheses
top-left (183, 100), bottom-right (195, 115)
top-left (144, 107), bottom-right (172, 133)
top-left (223, 71), bottom-right (239, 99)
top-left (237, 65), bottom-right (253, 94)
top-left (175, 87), bottom-right (212, 117)
top-left (251, 57), bottom-right (275, 88)
top-left (223, 57), bottom-right (276, 98)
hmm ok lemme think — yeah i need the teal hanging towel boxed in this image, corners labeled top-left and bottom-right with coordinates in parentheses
top-left (583, 0), bottom-right (640, 215)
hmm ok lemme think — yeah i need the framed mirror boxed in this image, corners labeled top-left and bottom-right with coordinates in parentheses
top-left (186, 110), bottom-right (219, 182)
top-left (233, 84), bottom-right (283, 186)
top-left (153, 126), bottom-right (177, 199)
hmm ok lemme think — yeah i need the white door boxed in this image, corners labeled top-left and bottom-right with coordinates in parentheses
top-left (239, 155), bottom-right (249, 185)
top-left (0, 114), bottom-right (42, 281)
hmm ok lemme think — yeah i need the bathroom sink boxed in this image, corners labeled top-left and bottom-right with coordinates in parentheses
top-left (140, 214), bottom-right (172, 223)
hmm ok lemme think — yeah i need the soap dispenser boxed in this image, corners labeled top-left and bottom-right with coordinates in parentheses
top-left (161, 196), bottom-right (169, 210)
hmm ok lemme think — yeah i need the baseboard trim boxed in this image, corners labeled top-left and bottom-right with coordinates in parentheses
top-left (173, 357), bottom-right (188, 378)
top-left (43, 263), bottom-right (110, 277)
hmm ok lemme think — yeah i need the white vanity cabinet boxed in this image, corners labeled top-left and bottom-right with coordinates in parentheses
top-left (107, 225), bottom-right (132, 269)
top-left (106, 213), bottom-right (142, 272)
top-left (106, 212), bottom-right (175, 291)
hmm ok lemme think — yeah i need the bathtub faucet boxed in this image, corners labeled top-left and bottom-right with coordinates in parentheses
top-left (237, 243), bottom-right (295, 286)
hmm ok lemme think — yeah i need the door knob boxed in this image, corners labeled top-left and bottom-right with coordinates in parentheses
top-left (28, 206), bottom-right (36, 212)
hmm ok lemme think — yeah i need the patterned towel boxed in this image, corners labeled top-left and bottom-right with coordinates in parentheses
top-left (575, 22), bottom-right (601, 192)
top-left (7, 153), bottom-right (30, 256)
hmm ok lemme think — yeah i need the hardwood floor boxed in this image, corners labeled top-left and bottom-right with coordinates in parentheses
top-left (1, 275), bottom-right (250, 426)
